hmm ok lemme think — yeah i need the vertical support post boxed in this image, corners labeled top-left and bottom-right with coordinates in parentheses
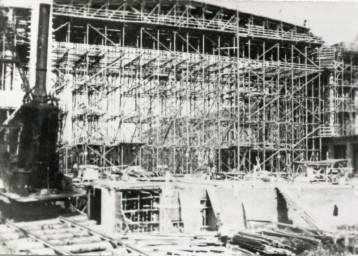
top-left (305, 46), bottom-right (309, 160)
top-left (122, 24), bottom-right (125, 47)
top-left (202, 34), bottom-right (206, 171)
top-left (218, 35), bottom-right (221, 172)
top-left (236, 9), bottom-right (241, 172)
top-left (186, 32), bottom-right (190, 173)
top-left (121, 144), bottom-right (124, 166)
top-left (248, 40), bottom-right (252, 172)
top-left (291, 45), bottom-right (294, 162)
top-left (173, 32), bottom-right (177, 173)
top-left (1, 32), bottom-right (5, 90)
top-left (277, 43), bottom-right (281, 174)
top-left (318, 51), bottom-right (322, 160)
top-left (139, 27), bottom-right (143, 168)
top-left (262, 41), bottom-right (266, 171)
top-left (65, 146), bottom-right (68, 173)
top-left (156, 29), bottom-right (160, 170)
top-left (84, 144), bottom-right (87, 165)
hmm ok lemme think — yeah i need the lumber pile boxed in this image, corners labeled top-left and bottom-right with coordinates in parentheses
top-left (230, 221), bottom-right (343, 256)
top-left (232, 231), bottom-right (295, 255)
top-left (123, 233), bottom-right (251, 255)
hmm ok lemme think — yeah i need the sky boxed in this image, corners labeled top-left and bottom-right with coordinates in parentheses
top-left (202, 0), bottom-right (358, 46)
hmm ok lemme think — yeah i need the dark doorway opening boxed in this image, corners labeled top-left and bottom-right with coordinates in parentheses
top-left (275, 188), bottom-right (293, 224)
top-left (334, 145), bottom-right (346, 159)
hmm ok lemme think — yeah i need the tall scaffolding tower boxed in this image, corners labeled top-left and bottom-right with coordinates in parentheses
top-left (319, 45), bottom-right (358, 170)
top-left (319, 45), bottom-right (358, 138)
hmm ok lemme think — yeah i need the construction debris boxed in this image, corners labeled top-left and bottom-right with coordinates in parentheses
top-left (230, 225), bottom-right (342, 256)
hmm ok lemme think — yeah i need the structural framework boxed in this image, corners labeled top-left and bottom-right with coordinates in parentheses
top-left (319, 45), bottom-right (358, 138)
top-left (1, 0), bottom-right (325, 175)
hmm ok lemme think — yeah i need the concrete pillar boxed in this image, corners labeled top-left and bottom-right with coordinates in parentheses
top-left (101, 187), bottom-right (116, 235)
top-left (346, 143), bottom-right (353, 175)
top-left (159, 187), bottom-right (177, 233)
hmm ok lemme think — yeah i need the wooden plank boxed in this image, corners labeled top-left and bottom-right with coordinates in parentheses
top-left (40, 230), bottom-right (91, 241)
top-left (260, 230), bottom-right (321, 244)
top-left (6, 222), bottom-right (71, 255)
top-left (61, 241), bottom-right (112, 253)
top-left (59, 216), bottom-right (150, 256)
top-left (29, 248), bottom-right (56, 255)
top-left (9, 241), bottom-right (45, 252)
top-left (50, 235), bottom-right (102, 246)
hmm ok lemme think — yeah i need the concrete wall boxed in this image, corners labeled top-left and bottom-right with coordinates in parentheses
top-left (90, 183), bottom-right (358, 234)
top-left (290, 185), bottom-right (358, 231)
top-left (210, 185), bottom-right (279, 230)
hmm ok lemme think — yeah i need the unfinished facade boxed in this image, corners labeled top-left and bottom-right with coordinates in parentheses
top-left (320, 45), bottom-right (358, 175)
top-left (1, 0), bottom-right (325, 175)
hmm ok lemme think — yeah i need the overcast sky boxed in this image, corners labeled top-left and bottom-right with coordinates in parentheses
top-left (203, 0), bottom-right (358, 46)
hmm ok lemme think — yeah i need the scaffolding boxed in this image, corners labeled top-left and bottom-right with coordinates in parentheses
top-left (53, 3), bottom-right (322, 44)
top-left (319, 45), bottom-right (358, 138)
top-left (0, 7), bottom-right (30, 112)
top-left (0, 7), bottom-right (31, 155)
top-left (2, 0), bottom-right (324, 175)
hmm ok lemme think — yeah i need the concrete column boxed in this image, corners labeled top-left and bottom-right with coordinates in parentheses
top-left (159, 187), bottom-right (177, 233)
top-left (101, 187), bottom-right (116, 235)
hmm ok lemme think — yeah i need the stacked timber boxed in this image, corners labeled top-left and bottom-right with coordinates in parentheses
top-left (232, 231), bottom-right (295, 255)
top-left (229, 221), bottom-right (346, 256)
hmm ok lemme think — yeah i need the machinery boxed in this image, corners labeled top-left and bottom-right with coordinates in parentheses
top-left (0, 3), bottom-right (84, 219)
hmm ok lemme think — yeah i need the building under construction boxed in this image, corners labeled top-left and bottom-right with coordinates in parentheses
top-left (1, 1), bottom-right (358, 255)
top-left (2, 0), bottom-right (330, 174)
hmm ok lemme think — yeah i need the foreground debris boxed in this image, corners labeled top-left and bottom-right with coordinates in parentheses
top-left (0, 215), bottom-right (148, 255)
top-left (0, 214), bottom-right (249, 255)
top-left (1, 214), bottom-right (353, 256)
top-left (229, 220), bottom-right (348, 256)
